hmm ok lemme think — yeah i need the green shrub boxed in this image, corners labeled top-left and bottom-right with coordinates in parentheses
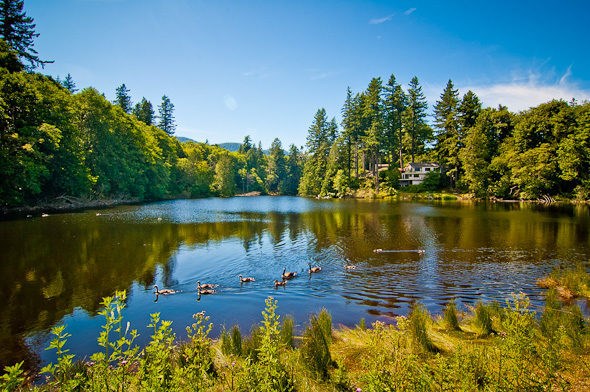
top-left (221, 325), bottom-right (243, 356)
top-left (0, 362), bottom-right (25, 391)
top-left (443, 299), bottom-right (461, 331)
top-left (474, 300), bottom-right (493, 336)
top-left (317, 308), bottom-right (333, 344)
top-left (242, 325), bottom-right (263, 361)
top-left (280, 315), bottom-right (295, 349)
top-left (171, 311), bottom-right (215, 390)
top-left (408, 302), bottom-right (437, 353)
top-left (300, 313), bottom-right (333, 381)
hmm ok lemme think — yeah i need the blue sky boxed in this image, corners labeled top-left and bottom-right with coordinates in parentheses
top-left (29, 0), bottom-right (590, 148)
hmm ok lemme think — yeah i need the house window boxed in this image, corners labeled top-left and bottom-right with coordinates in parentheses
top-left (425, 167), bottom-right (430, 171)
top-left (414, 174), bottom-right (419, 178)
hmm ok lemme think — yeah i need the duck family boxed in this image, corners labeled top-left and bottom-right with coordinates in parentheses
top-left (154, 261), bottom-right (339, 298)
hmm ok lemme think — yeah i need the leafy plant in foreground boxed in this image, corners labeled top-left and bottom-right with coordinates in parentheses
top-left (300, 312), bottom-right (333, 381)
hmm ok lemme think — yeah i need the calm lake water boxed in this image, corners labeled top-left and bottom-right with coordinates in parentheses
top-left (1, 196), bottom-right (589, 371)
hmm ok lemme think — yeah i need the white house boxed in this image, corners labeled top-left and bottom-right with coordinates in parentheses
top-left (399, 162), bottom-right (440, 187)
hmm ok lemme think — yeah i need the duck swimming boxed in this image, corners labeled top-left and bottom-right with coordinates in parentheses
top-left (239, 274), bottom-right (255, 282)
top-left (308, 263), bottom-right (321, 273)
top-left (197, 281), bottom-right (216, 290)
top-left (153, 285), bottom-right (176, 295)
top-left (282, 267), bottom-right (297, 280)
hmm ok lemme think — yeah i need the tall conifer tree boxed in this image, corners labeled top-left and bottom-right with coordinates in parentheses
top-left (62, 73), bottom-right (77, 93)
top-left (433, 79), bottom-right (460, 186)
top-left (402, 76), bottom-right (430, 163)
top-left (133, 97), bottom-right (155, 125)
top-left (0, 0), bottom-right (50, 68)
top-left (383, 74), bottom-right (406, 169)
top-left (114, 83), bottom-right (132, 114)
top-left (158, 95), bottom-right (176, 135)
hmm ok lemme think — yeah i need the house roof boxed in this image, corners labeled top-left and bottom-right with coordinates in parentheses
top-left (404, 162), bottom-right (439, 170)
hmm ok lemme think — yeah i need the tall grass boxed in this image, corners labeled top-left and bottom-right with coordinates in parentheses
top-left (2, 290), bottom-right (589, 392)
top-left (408, 302), bottom-right (437, 353)
top-left (300, 310), bottom-right (333, 381)
top-left (443, 299), bottom-right (461, 331)
top-left (474, 300), bottom-right (494, 336)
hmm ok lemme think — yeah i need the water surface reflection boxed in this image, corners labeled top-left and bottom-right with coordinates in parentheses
top-left (0, 197), bottom-right (588, 370)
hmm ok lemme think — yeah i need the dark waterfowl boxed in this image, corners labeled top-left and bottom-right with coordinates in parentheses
top-left (197, 281), bottom-right (216, 290)
top-left (153, 285), bottom-right (176, 295)
top-left (282, 267), bottom-right (297, 280)
top-left (308, 263), bottom-right (321, 273)
top-left (274, 279), bottom-right (287, 287)
top-left (239, 274), bottom-right (255, 282)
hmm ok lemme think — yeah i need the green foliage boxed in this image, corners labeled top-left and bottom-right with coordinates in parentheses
top-left (0, 361), bottom-right (25, 391)
top-left (0, 0), bottom-right (51, 68)
top-left (39, 325), bottom-right (77, 388)
top-left (157, 95), bottom-right (175, 135)
top-left (8, 290), bottom-right (590, 391)
top-left (114, 83), bottom-right (132, 113)
top-left (221, 324), bottom-right (243, 356)
top-left (171, 312), bottom-right (215, 390)
top-left (299, 108), bottom-right (333, 196)
top-left (433, 79), bottom-right (460, 187)
top-left (300, 311), bottom-right (333, 381)
top-left (241, 297), bottom-right (293, 391)
top-left (408, 302), bottom-right (437, 353)
top-left (280, 315), bottom-right (295, 349)
top-left (443, 299), bottom-right (461, 331)
top-left (474, 300), bottom-right (494, 337)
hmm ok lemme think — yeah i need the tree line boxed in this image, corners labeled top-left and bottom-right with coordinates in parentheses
top-left (299, 76), bottom-right (590, 200)
top-left (1, 0), bottom-right (588, 208)
top-left (0, 38), bottom-right (305, 207)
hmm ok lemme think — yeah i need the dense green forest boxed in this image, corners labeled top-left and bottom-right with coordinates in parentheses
top-left (299, 77), bottom-right (590, 200)
top-left (0, 0), bottom-right (589, 209)
top-left (0, 39), bottom-right (303, 208)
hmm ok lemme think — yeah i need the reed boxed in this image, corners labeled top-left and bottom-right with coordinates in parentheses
top-left (408, 302), bottom-right (437, 353)
top-left (443, 299), bottom-right (461, 331)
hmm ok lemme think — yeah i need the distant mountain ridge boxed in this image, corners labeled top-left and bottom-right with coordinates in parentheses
top-left (217, 142), bottom-right (241, 152)
top-left (175, 138), bottom-right (267, 154)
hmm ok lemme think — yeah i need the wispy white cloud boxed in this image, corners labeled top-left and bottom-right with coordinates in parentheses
top-left (242, 66), bottom-right (273, 79)
top-left (224, 95), bottom-right (238, 111)
top-left (404, 8), bottom-right (417, 16)
top-left (369, 14), bottom-right (394, 24)
top-left (559, 65), bottom-right (572, 86)
top-left (306, 68), bottom-right (338, 81)
top-left (462, 80), bottom-right (590, 112)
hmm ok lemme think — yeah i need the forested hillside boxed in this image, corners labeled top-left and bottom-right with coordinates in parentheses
top-left (299, 77), bottom-right (590, 200)
top-left (0, 40), bottom-right (304, 209)
top-left (0, 0), bottom-right (588, 208)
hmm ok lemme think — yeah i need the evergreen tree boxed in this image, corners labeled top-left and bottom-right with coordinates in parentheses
top-left (0, 37), bottom-right (23, 72)
top-left (458, 90), bottom-right (481, 133)
top-left (402, 76), bottom-right (431, 163)
top-left (114, 83), bottom-right (132, 114)
top-left (433, 79), bottom-right (460, 187)
top-left (299, 108), bottom-right (332, 196)
top-left (158, 95), bottom-right (176, 135)
top-left (340, 88), bottom-right (364, 182)
top-left (62, 73), bottom-right (77, 93)
top-left (284, 144), bottom-right (302, 195)
top-left (0, 0), bottom-right (50, 68)
top-left (383, 74), bottom-right (406, 169)
top-left (133, 97), bottom-right (155, 125)
top-left (265, 138), bottom-right (286, 193)
top-left (238, 135), bottom-right (253, 154)
top-left (361, 77), bottom-right (383, 192)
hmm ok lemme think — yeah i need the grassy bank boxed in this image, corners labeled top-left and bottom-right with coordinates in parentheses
top-left (2, 290), bottom-right (589, 391)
